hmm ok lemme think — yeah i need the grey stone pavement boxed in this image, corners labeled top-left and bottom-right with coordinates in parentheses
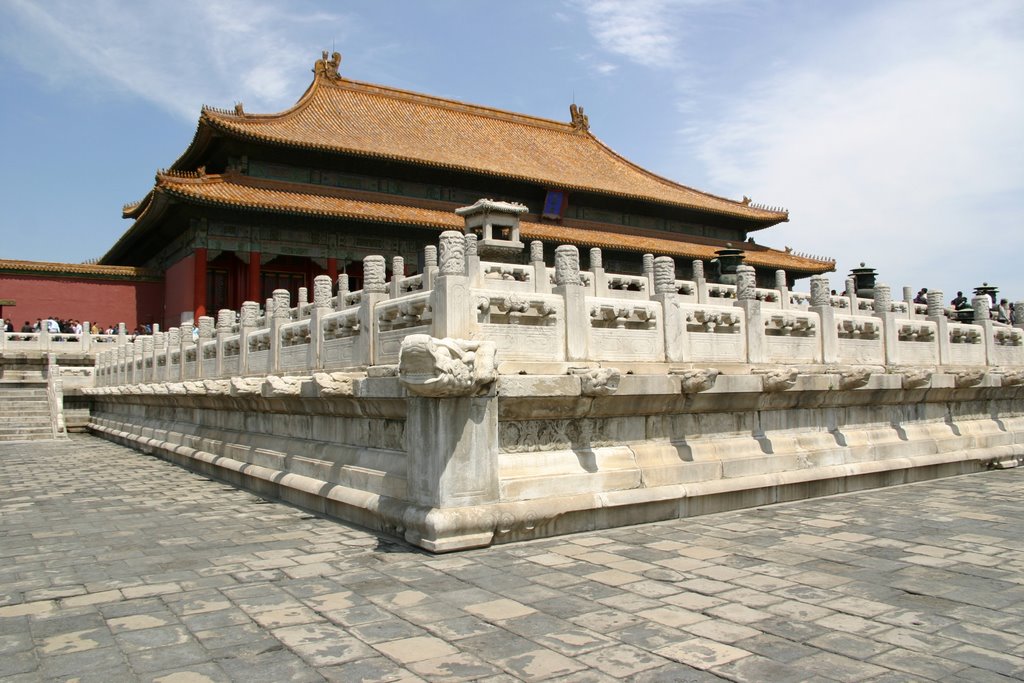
top-left (3, 436), bottom-right (1024, 682)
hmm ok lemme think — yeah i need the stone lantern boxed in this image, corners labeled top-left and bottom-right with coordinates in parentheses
top-left (455, 198), bottom-right (527, 260)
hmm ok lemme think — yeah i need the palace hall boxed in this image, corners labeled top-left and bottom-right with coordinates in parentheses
top-left (3, 52), bottom-right (834, 328)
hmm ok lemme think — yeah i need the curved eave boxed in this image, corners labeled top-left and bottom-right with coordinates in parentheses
top-left (205, 114), bottom-right (787, 227)
top-left (194, 73), bottom-right (788, 226)
top-left (102, 193), bottom-right (175, 265)
top-left (153, 176), bottom-right (829, 275)
top-left (168, 122), bottom-right (219, 174)
top-left (122, 190), bottom-right (155, 219)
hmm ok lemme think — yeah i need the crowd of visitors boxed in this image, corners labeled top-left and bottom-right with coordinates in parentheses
top-left (1, 317), bottom-right (157, 341)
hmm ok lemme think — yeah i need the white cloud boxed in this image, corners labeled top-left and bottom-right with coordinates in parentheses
top-left (696, 1), bottom-right (1024, 298)
top-left (575, 0), bottom-right (680, 69)
top-left (1, 0), bottom-right (350, 120)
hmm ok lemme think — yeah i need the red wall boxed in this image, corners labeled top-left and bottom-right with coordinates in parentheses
top-left (164, 254), bottom-right (195, 328)
top-left (0, 273), bottom-right (164, 331)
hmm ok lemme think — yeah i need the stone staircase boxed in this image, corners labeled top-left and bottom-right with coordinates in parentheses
top-left (0, 383), bottom-right (61, 441)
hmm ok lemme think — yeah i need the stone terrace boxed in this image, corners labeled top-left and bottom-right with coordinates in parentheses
top-left (3, 435), bottom-right (1024, 681)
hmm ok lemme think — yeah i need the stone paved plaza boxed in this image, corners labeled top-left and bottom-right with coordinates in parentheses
top-left (3, 436), bottom-right (1024, 682)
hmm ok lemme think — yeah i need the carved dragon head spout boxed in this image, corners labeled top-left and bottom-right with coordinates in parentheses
top-left (398, 334), bottom-right (497, 397)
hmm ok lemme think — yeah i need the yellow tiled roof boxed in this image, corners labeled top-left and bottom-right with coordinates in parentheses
top-left (0, 259), bottom-right (161, 279)
top-left (194, 65), bottom-right (788, 224)
top-left (155, 173), bottom-right (832, 274)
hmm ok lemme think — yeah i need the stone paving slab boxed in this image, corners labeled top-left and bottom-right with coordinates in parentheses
top-left (3, 434), bottom-right (1024, 681)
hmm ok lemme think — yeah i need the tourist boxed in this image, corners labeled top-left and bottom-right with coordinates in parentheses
top-left (3, 318), bottom-right (12, 333)
top-left (913, 288), bottom-right (928, 304)
top-left (997, 299), bottom-right (1010, 324)
top-left (951, 291), bottom-right (969, 309)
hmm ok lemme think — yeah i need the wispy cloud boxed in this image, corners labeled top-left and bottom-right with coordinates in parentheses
top-left (696, 0), bottom-right (1024, 297)
top-left (0, 0), bottom-right (351, 120)
top-left (574, 0), bottom-right (680, 69)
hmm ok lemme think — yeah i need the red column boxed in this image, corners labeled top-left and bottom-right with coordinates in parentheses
top-left (193, 247), bottom-right (207, 320)
top-left (327, 257), bottom-right (338, 283)
top-left (248, 251), bottom-right (261, 302)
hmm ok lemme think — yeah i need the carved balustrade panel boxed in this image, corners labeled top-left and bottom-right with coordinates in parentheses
top-left (764, 311), bottom-right (820, 363)
top-left (835, 314), bottom-right (884, 364)
top-left (279, 320), bottom-right (312, 371)
top-left (474, 290), bottom-right (565, 362)
top-left (587, 296), bottom-right (663, 362)
top-left (321, 308), bottom-right (361, 369)
top-left (754, 288), bottom-right (783, 308)
top-left (896, 321), bottom-right (940, 365)
top-left (679, 303), bottom-right (745, 363)
top-left (707, 283), bottom-right (737, 300)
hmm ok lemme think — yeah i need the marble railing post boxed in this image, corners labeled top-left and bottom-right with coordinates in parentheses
top-left (93, 349), bottom-right (104, 385)
top-left (873, 284), bottom-right (901, 365)
top-left (555, 245), bottom-right (588, 361)
top-left (359, 256), bottom-right (390, 366)
top-left (166, 328), bottom-right (179, 382)
top-left (130, 340), bottom-right (140, 384)
top-left (845, 277), bottom-right (857, 313)
top-left (926, 290), bottom-right (950, 365)
top-left (735, 265), bottom-right (765, 363)
top-left (809, 274), bottom-right (837, 363)
top-left (335, 274), bottom-right (350, 311)
top-left (81, 322), bottom-right (91, 353)
top-left (465, 234), bottom-right (480, 287)
top-left (310, 275), bottom-right (332, 370)
top-left (589, 248), bottom-right (607, 296)
top-left (238, 302), bottom-right (259, 375)
top-left (269, 290), bottom-right (290, 374)
top-left (151, 332), bottom-right (165, 382)
top-left (693, 260), bottom-right (708, 304)
top-left (423, 246), bottom-right (438, 291)
top-left (531, 241), bottom-right (549, 294)
top-left (178, 327), bottom-right (190, 381)
top-left (196, 316), bottom-right (214, 378)
top-left (432, 232), bottom-right (473, 341)
top-left (139, 336), bottom-right (154, 382)
top-left (215, 309), bottom-right (233, 377)
top-left (902, 286), bottom-right (914, 317)
top-left (654, 256), bottom-right (685, 362)
top-left (642, 254), bottom-right (655, 295)
top-left (390, 256), bottom-right (404, 299)
top-left (973, 296), bottom-right (996, 364)
top-left (775, 271), bottom-right (790, 310)
top-left (297, 287), bottom-right (309, 318)
top-left (116, 344), bottom-right (126, 385)
top-left (117, 323), bottom-right (127, 347)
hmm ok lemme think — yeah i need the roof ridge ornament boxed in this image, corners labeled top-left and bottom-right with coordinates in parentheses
top-left (314, 50), bottom-right (342, 80)
top-left (569, 103), bottom-right (589, 133)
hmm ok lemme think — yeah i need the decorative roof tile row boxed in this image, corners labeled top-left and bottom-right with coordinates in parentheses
top-left (194, 69), bottom-right (787, 224)
top-left (0, 259), bottom-right (161, 280)
top-left (155, 173), bottom-right (832, 274)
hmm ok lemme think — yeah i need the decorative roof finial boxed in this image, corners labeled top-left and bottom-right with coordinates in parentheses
top-left (314, 50), bottom-right (342, 80)
top-left (741, 195), bottom-right (751, 205)
top-left (234, 102), bottom-right (245, 116)
top-left (569, 103), bottom-right (590, 133)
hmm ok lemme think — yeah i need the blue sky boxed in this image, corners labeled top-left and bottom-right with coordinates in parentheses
top-left (1, 0), bottom-right (1021, 302)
